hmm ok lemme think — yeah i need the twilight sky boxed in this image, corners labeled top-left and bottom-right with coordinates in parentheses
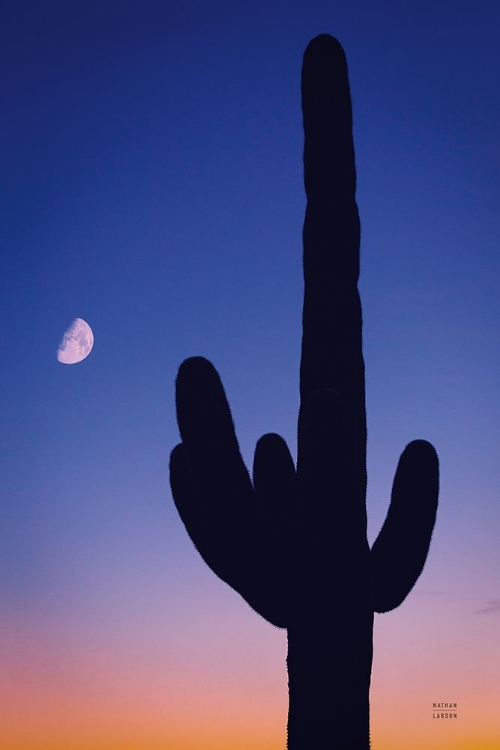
top-left (2, 2), bottom-right (499, 749)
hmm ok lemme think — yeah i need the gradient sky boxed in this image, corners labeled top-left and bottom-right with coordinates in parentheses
top-left (2, 2), bottom-right (499, 749)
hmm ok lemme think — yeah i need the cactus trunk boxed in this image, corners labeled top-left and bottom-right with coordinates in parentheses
top-left (287, 611), bottom-right (373, 749)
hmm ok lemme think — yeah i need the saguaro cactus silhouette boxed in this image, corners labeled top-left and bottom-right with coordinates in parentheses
top-left (170, 34), bottom-right (439, 749)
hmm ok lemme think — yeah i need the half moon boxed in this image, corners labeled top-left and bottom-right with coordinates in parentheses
top-left (57, 318), bottom-right (94, 364)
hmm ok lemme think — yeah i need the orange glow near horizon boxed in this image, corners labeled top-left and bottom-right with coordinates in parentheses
top-left (0, 613), bottom-right (286, 750)
top-left (2, 596), bottom-right (498, 750)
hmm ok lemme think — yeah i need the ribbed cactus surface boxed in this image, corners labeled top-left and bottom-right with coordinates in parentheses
top-left (170, 33), bottom-right (439, 750)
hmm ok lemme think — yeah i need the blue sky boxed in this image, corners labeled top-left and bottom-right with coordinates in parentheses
top-left (1, 2), bottom-right (499, 747)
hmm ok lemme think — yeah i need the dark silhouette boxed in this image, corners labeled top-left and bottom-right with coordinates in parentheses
top-left (170, 34), bottom-right (439, 749)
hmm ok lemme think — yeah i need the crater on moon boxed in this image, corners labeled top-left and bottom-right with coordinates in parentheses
top-left (57, 318), bottom-right (94, 364)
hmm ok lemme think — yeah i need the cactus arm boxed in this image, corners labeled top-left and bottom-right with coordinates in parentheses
top-left (170, 355), bottom-right (288, 627)
top-left (371, 440), bottom-right (439, 613)
top-left (174, 357), bottom-right (251, 503)
top-left (252, 432), bottom-right (296, 540)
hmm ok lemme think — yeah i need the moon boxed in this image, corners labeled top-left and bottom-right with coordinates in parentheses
top-left (57, 318), bottom-right (94, 364)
